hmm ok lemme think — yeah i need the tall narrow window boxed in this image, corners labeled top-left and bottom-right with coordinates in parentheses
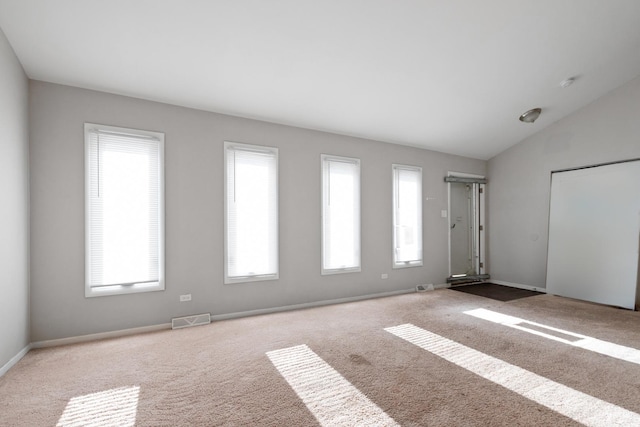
top-left (225, 142), bottom-right (278, 284)
top-left (322, 155), bottom-right (361, 274)
top-left (393, 164), bottom-right (422, 268)
top-left (85, 124), bottom-right (165, 297)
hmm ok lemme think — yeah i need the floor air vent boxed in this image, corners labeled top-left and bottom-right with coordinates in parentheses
top-left (171, 313), bottom-right (211, 330)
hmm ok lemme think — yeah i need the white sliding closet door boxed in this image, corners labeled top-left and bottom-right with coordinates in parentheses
top-left (546, 160), bottom-right (640, 309)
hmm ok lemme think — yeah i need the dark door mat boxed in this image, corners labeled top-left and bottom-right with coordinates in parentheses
top-left (451, 283), bottom-right (543, 302)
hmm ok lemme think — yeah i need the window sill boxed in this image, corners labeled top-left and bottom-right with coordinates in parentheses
top-left (392, 261), bottom-right (423, 269)
top-left (224, 274), bottom-right (279, 285)
top-left (321, 267), bottom-right (361, 275)
top-left (85, 281), bottom-right (165, 298)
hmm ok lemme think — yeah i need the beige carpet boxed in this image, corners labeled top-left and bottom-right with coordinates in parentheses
top-left (2, 289), bottom-right (640, 426)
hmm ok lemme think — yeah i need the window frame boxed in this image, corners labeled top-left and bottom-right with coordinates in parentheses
top-left (84, 123), bottom-right (165, 298)
top-left (321, 154), bottom-right (361, 275)
top-left (224, 141), bottom-right (279, 284)
top-left (392, 164), bottom-right (423, 269)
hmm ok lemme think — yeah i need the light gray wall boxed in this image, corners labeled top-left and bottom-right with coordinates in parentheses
top-left (488, 75), bottom-right (640, 288)
top-left (0, 29), bottom-right (30, 367)
top-left (29, 81), bottom-right (485, 341)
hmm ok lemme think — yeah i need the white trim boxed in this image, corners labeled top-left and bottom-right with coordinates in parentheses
top-left (446, 171), bottom-right (486, 278)
top-left (19, 287), bottom-right (450, 353)
top-left (224, 141), bottom-right (279, 284)
top-left (417, 283), bottom-right (452, 291)
top-left (392, 261), bottom-right (424, 270)
top-left (478, 183), bottom-right (486, 275)
top-left (31, 323), bottom-right (171, 349)
top-left (489, 280), bottom-right (548, 294)
top-left (320, 154), bottom-right (361, 275)
top-left (84, 123), bottom-right (166, 297)
top-left (0, 344), bottom-right (32, 378)
top-left (392, 164), bottom-right (423, 269)
top-left (320, 267), bottom-right (362, 275)
top-left (211, 288), bottom-right (414, 322)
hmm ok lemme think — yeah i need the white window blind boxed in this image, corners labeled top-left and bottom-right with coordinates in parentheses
top-left (85, 124), bottom-right (164, 297)
top-left (321, 155), bottom-right (361, 274)
top-left (393, 165), bottom-right (422, 267)
top-left (225, 142), bottom-right (278, 283)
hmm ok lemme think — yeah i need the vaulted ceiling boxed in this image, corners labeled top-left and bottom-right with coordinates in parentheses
top-left (2, 0), bottom-right (640, 159)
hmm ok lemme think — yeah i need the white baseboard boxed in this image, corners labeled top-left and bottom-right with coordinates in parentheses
top-left (211, 288), bottom-right (415, 322)
top-left (489, 280), bottom-right (547, 294)
top-left (0, 344), bottom-right (32, 378)
top-left (31, 323), bottom-right (172, 349)
top-left (27, 287), bottom-right (423, 350)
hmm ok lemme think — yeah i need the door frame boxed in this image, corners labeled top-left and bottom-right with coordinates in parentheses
top-left (446, 171), bottom-right (487, 280)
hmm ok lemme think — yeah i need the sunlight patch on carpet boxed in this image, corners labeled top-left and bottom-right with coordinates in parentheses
top-left (464, 308), bottom-right (640, 365)
top-left (385, 323), bottom-right (640, 427)
top-left (267, 344), bottom-right (398, 427)
top-left (56, 385), bottom-right (139, 427)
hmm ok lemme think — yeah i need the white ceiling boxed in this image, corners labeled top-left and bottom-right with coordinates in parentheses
top-left (2, 1), bottom-right (640, 160)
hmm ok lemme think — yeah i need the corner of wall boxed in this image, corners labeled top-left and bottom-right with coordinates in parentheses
top-left (0, 25), bottom-right (31, 372)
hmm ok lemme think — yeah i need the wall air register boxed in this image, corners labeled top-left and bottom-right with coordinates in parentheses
top-left (171, 313), bottom-right (211, 329)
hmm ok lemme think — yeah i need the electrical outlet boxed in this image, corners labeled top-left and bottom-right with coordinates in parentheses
top-left (179, 294), bottom-right (192, 302)
top-left (381, 273), bottom-right (388, 279)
